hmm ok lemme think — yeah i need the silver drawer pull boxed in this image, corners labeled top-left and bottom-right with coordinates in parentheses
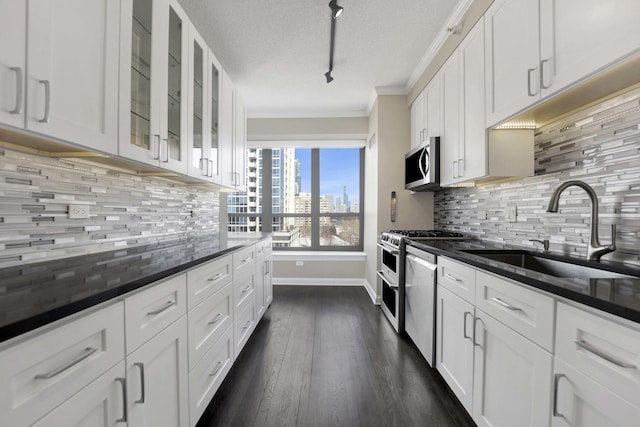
top-left (147, 300), bottom-right (176, 316)
top-left (208, 313), bottom-right (223, 325)
top-left (492, 297), bottom-right (523, 311)
top-left (242, 285), bottom-right (251, 294)
top-left (241, 256), bottom-right (252, 263)
top-left (207, 273), bottom-right (223, 282)
top-left (35, 347), bottom-right (98, 379)
top-left (574, 339), bottom-right (637, 370)
top-left (209, 361), bottom-right (223, 377)
top-left (242, 320), bottom-right (251, 330)
top-left (445, 273), bottom-right (462, 283)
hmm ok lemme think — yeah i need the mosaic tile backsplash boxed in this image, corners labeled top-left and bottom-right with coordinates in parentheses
top-left (0, 149), bottom-right (220, 268)
top-left (435, 86), bottom-right (640, 267)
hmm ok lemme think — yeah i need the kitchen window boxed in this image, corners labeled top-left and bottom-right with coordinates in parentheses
top-left (227, 147), bottom-right (364, 251)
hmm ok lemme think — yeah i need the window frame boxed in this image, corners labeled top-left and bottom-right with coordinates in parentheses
top-left (227, 147), bottom-right (364, 251)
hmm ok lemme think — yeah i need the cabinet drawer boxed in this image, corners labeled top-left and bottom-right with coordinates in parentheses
top-left (475, 270), bottom-right (555, 351)
top-left (189, 326), bottom-right (233, 426)
top-left (125, 274), bottom-right (187, 354)
top-left (438, 257), bottom-right (476, 303)
top-left (234, 296), bottom-right (256, 359)
top-left (186, 254), bottom-right (232, 310)
top-left (234, 270), bottom-right (256, 313)
top-left (556, 302), bottom-right (640, 407)
top-left (187, 283), bottom-right (233, 370)
top-left (233, 245), bottom-right (256, 279)
top-left (0, 302), bottom-right (124, 427)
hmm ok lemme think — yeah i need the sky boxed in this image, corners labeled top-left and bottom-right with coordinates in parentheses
top-left (295, 148), bottom-right (360, 202)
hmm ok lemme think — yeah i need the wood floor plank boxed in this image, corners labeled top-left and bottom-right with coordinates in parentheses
top-left (197, 286), bottom-right (475, 427)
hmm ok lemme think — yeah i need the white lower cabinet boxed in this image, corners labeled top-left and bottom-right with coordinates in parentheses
top-left (552, 358), bottom-right (640, 427)
top-left (126, 315), bottom-right (189, 427)
top-left (188, 326), bottom-right (233, 426)
top-left (436, 286), bottom-right (475, 412)
top-left (437, 264), bottom-right (554, 426)
top-left (0, 302), bottom-right (125, 427)
top-left (32, 362), bottom-right (127, 427)
top-left (472, 309), bottom-right (552, 427)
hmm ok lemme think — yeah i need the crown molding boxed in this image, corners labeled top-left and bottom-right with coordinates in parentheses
top-left (366, 85), bottom-right (408, 115)
top-left (405, 0), bottom-right (474, 93)
top-left (246, 109), bottom-right (369, 119)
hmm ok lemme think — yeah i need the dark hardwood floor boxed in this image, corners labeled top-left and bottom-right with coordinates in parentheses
top-left (197, 286), bottom-right (475, 427)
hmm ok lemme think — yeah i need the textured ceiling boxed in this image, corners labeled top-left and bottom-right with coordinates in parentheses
top-left (178, 0), bottom-right (460, 117)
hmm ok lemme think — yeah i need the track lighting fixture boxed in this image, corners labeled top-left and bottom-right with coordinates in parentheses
top-left (329, 0), bottom-right (344, 19)
top-left (325, 0), bottom-right (343, 83)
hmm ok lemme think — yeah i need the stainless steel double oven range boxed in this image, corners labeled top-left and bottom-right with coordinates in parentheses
top-left (377, 230), bottom-right (466, 333)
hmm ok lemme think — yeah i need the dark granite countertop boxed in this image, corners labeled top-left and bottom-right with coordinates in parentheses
top-left (406, 239), bottom-right (640, 324)
top-left (0, 232), bottom-right (270, 344)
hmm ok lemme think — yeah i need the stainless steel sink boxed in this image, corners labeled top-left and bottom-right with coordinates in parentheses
top-left (460, 250), bottom-right (635, 279)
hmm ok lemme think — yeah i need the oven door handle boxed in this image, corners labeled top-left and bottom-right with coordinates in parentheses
top-left (406, 254), bottom-right (437, 271)
top-left (376, 271), bottom-right (399, 288)
top-left (377, 243), bottom-right (399, 255)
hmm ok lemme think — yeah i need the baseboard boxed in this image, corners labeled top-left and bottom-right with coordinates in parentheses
top-left (363, 279), bottom-right (380, 305)
top-left (273, 277), bottom-right (365, 287)
top-left (273, 277), bottom-right (381, 305)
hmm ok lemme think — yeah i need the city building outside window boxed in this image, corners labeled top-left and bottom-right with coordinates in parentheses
top-left (227, 147), bottom-right (364, 250)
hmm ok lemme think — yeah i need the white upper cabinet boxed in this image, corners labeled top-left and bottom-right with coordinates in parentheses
top-left (0, 2), bottom-right (26, 129)
top-left (0, 0), bottom-right (119, 153)
top-left (119, 0), bottom-right (189, 174)
top-left (220, 71), bottom-right (247, 191)
top-left (485, 0), bottom-right (540, 127)
top-left (410, 74), bottom-right (443, 150)
top-left (441, 51), bottom-right (460, 186)
top-left (206, 49), bottom-right (223, 183)
top-left (486, 0), bottom-right (640, 127)
top-left (539, 0), bottom-right (640, 99)
top-left (187, 25), bottom-right (216, 182)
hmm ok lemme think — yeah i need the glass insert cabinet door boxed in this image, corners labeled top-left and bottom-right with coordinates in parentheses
top-left (187, 25), bottom-right (221, 183)
top-left (120, 0), bottom-right (188, 174)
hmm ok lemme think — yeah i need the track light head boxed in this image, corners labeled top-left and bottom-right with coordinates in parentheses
top-left (329, 0), bottom-right (343, 19)
top-left (325, 71), bottom-right (334, 83)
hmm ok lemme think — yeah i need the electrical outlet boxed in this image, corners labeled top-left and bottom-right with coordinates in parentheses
top-left (295, 260), bottom-right (304, 267)
top-left (68, 204), bottom-right (90, 219)
top-left (506, 206), bottom-right (517, 222)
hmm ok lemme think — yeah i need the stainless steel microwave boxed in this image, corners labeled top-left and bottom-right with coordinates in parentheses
top-left (405, 137), bottom-right (440, 191)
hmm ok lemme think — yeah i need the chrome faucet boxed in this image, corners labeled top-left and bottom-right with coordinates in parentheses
top-left (529, 239), bottom-right (550, 253)
top-left (546, 180), bottom-right (615, 261)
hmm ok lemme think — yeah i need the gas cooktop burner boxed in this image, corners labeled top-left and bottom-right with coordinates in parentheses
top-left (388, 229), bottom-right (465, 238)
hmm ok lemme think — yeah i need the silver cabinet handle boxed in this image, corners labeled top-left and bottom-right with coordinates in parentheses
top-left (199, 158), bottom-right (207, 176)
top-left (209, 361), bottom-right (223, 377)
top-left (527, 67), bottom-right (538, 96)
top-left (161, 138), bottom-right (170, 163)
top-left (207, 273), bottom-right (223, 282)
top-left (241, 256), bottom-right (252, 263)
top-left (445, 273), bottom-right (462, 283)
top-left (463, 311), bottom-right (472, 341)
top-left (153, 134), bottom-right (161, 160)
top-left (242, 320), bottom-right (251, 330)
top-left (38, 80), bottom-right (51, 123)
top-left (553, 373), bottom-right (569, 422)
top-left (208, 313), bottom-right (223, 325)
top-left (35, 347), bottom-right (98, 379)
top-left (265, 260), bottom-right (270, 275)
top-left (574, 339), bottom-right (637, 369)
top-left (452, 160), bottom-right (458, 179)
top-left (540, 58), bottom-right (552, 89)
top-left (492, 297), bottom-right (523, 311)
top-left (146, 300), bottom-right (176, 316)
top-left (242, 285), bottom-right (251, 294)
top-left (133, 362), bottom-right (145, 404)
top-left (208, 160), bottom-right (214, 177)
top-left (115, 378), bottom-right (128, 423)
top-left (473, 317), bottom-right (483, 350)
top-left (9, 67), bottom-right (22, 114)
top-left (458, 158), bottom-right (464, 177)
